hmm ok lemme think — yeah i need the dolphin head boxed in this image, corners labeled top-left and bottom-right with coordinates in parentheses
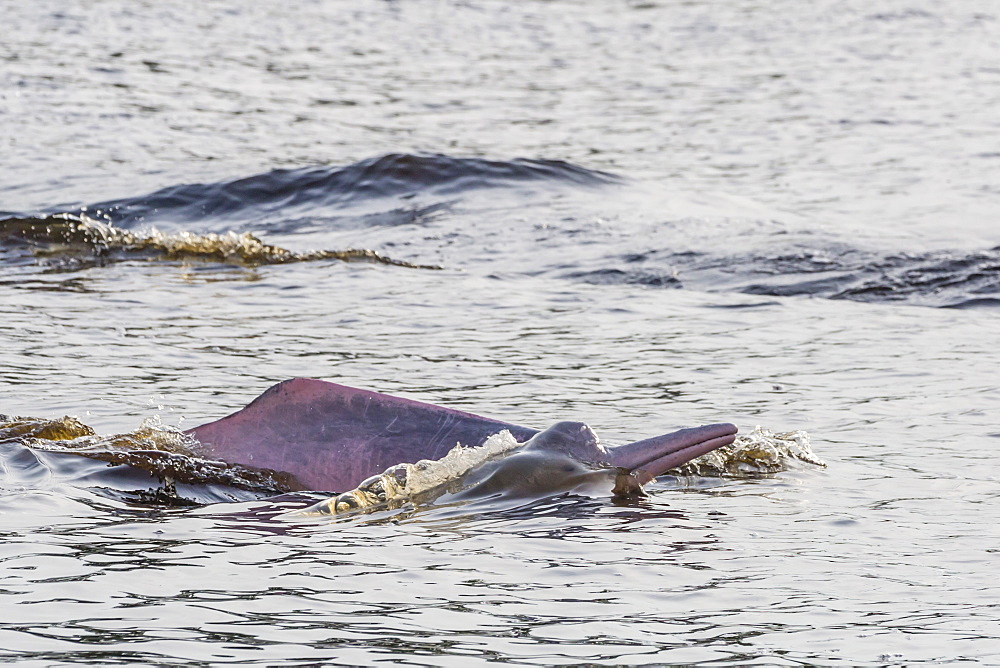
top-left (521, 421), bottom-right (608, 463)
top-left (461, 420), bottom-right (738, 500)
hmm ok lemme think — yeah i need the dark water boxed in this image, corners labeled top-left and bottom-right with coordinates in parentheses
top-left (2, 0), bottom-right (999, 665)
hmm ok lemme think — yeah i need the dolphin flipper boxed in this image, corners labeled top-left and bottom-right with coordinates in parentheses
top-left (186, 378), bottom-right (539, 492)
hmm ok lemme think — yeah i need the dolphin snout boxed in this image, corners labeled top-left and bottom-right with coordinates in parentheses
top-left (606, 423), bottom-right (738, 480)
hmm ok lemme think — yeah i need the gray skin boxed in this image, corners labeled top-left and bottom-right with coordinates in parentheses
top-left (453, 420), bottom-right (738, 500)
top-left (456, 422), bottom-right (613, 498)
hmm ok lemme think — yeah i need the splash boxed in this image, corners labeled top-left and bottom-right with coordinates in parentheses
top-left (0, 415), bottom-right (95, 442)
top-left (672, 425), bottom-right (825, 476)
top-left (286, 430), bottom-right (523, 517)
top-left (0, 214), bottom-right (441, 270)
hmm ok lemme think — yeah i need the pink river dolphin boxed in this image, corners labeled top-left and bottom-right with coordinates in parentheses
top-left (186, 378), bottom-right (738, 493)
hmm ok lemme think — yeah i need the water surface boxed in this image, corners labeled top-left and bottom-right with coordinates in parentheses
top-left (2, 0), bottom-right (999, 664)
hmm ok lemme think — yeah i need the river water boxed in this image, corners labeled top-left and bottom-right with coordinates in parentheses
top-left (2, 0), bottom-right (999, 665)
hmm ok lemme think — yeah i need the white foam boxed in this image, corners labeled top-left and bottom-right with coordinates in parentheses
top-left (683, 425), bottom-right (824, 475)
top-left (396, 430), bottom-right (522, 496)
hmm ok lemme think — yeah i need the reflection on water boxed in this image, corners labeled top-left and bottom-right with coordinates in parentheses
top-left (5, 458), bottom-right (995, 665)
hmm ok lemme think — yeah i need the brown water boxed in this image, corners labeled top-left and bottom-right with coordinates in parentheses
top-left (2, 0), bottom-right (999, 664)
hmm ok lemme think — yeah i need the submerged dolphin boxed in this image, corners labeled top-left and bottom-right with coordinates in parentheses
top-left (186, 378), bottom-right (737, 495)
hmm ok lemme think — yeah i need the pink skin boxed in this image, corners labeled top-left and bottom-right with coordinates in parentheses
top-left (606, 423), bottom-right (739, 484)
top-left (186, 378), bottom-right (538, 493)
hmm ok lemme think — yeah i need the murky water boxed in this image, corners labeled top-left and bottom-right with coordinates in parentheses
top-left (2, 0), bottom-right (999, 664)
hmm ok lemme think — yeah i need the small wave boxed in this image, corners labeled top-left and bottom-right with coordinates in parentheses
top-left (741, 247), bottom-right (1000, 307)
top-left (580, 246), bottom-right (1000, 308)
top-left (47, 153), bottom-right (620, 228)
top-left (0, 214), bottom-right (441, 270)
top-left (565, 267), bottom-right (682, 288)
top-left (1, 414), bottom-right (296, 494)
top-left (943, 297), bottom-right (1000, 309)
top-left (828, 250), bottom-right (1000, 306)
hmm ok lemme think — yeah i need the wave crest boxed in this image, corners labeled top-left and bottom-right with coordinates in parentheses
top-left (49, 153), bottom-right (620, 228)
top-left (0, 215), bottom-right (440, 270)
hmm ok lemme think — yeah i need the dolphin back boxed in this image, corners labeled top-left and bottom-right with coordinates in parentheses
top-left (185, 378), bottom-right (539, 492)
